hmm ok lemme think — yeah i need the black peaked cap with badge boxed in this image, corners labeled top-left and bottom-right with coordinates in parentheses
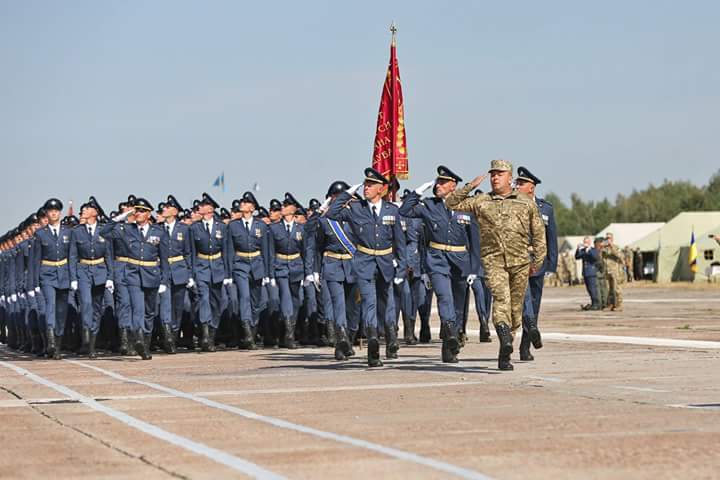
top-left (516, 166), bottom-right (542, 185)
top-left (436, 165), bottom-right (463, 183)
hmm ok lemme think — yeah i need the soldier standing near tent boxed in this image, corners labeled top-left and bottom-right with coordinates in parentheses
top-left (603, 233), bottom-right (624, 311)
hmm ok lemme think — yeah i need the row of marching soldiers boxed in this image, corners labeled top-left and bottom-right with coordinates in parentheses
top-left (0, 160), bottom-right (557, 370)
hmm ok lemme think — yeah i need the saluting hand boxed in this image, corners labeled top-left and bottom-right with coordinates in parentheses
top-left (469, 174), bottom-right (487, 189)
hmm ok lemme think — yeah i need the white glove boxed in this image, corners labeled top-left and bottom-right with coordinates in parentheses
top-left (393, 277), bottom-right (404, 285)
top-left (262, 277), bottom-right (270, 286)
top-left (313, 272), bottom-right (320, 283)
top-left (347, 183), bottom-right (363, 195)
top-left (158, 284), bottom-right (167, 294)
top-left (35, 286), bottom-right (40, 293)
top-left (105, 280), bottom-right (114, 292)
top-left (414, 180), bottom-right (435, 195)
top-left (223, 278), bottom-right (233, 286)
top-left (467, 274), bottom-right (477, 286)
top-left (270, 278), bottom-right (276, 287)
top-left (392, 259), bottom-right (399, 268)
top-left (187, 278), bottom-right (195, 289)
top-left (112, 209), bottom-right (134, 222)
top-left (28, 290), bottom-right (35, 298)
top-left (421, 273), bottom-right (432, 290)
top-left (18, 292), bottom-right (25, 299)
top-left (318, 197), bottom-right (332, 214)
top-left (305, 274), bottom-right (315, 285)
top-left (70, 281), bottom-right (78, 291)
top-left (0, 295), bottom-right (4, 303)
top-left (10, 294), bottom-right (17, 302)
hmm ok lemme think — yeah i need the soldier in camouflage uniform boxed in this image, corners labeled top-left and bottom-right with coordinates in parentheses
top-left (593, 238), bottom-right (610, 309)
top-left (603, 233), bottom-right (624, 311)
top-left (445, 159), bottom-right (546, 371)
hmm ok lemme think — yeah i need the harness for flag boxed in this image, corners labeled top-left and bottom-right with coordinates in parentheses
top-left (372, 22), bottom-right (409, 200)
top-left (689, 230), bottom-right (698, 273)
top-left (212, 172), bottom-right (225, 192)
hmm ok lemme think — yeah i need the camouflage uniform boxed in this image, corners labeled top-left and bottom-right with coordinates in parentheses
top-left (445, 165), bottom-right (546, 334)
top-left (595, 247), bottom-right (609, 308)
top-left (603, 244), bottom-right (624, 309)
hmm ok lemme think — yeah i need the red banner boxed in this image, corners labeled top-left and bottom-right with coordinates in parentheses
top-left (372, 29), bottom-right (408, 198)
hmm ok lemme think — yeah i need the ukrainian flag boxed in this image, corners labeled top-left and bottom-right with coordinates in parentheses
top-left (689, 230), bottom-right (698, 273)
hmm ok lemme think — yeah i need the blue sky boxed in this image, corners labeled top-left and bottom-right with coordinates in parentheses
top-left (2, 1), bottom-right (719, 229)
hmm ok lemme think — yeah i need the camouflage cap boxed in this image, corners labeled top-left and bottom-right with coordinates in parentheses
top-left (489, 159), bottom-right (513, 173)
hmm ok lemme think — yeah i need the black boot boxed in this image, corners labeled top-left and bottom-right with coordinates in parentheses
top-left (53, 335), bottom-right (63, 360)
top-left (419, 317), bottom-right (431, 343)
top-left (479, 318), bottom-right (492, 343)
top-left (404, 317), bottom-right (417, 345)
top-left (526, 317), bottom-right (543, 349)
top-left (30, 329), bottom-right (42, 356)
top-left (239, 321), bottom-right (256, 350)
top-left (119, 328), bottom-right (130, 355)
top-left (347, 330), bottom-right (357, 357)
top-left (207, 326), bottom-right (217, 352)
top-left (144, 333), bottom-right (153, 360)
top-left (89, 332), bottom-right (97, 359)
top-left (161, 323), bottom-right (176, 354)
top-left (38, 329), bottom-right (48, 357)
top-left (367, 327), bottom-right (383, 368)
top-left (325, 321), bottom-right (336, 348)
top-left (385, 322), bottom-right (399, 360)
top-left (135, 329), bottom-right (151, 360)
top-left (79, 327), bottom-right (90, 355)
top-left (441, 322), bottom-right (460, 363)
top-left (282, 318), bottom-right (297, 349)
top-left (519, 331), bottom-right (534, 361)
top-left (200, 323), bottom-right (211, 351)
top-left (334, 326), bottom-right (350, 361)
top-left (496, 324), bottom-right (514, 371)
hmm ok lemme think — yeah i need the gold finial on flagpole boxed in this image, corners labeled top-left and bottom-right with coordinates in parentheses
top-left (390, 21), bottom-right (397, 45)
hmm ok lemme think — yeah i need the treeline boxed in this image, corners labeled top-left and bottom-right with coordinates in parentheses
top-left (545, 170), bottom-right (720, 236)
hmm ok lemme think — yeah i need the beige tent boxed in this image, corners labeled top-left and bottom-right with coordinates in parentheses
top-left (694, 225), bottom-right (720, 283)
top-left (630, 212), bottom-right (720, 282)
top-left (596, 222), bottom-right (664, 248)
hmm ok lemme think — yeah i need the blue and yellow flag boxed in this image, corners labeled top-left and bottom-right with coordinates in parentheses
top-left (689, 230), bottom-right (698, 273)
top-left (212, 172), bottom-right (225, 192)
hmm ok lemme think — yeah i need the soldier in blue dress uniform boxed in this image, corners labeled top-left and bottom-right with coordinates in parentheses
top-left (515, 167), bottom-right (558, 361)
top-left (267, 193), bottom-right (312, 349)
top-left (305, 180), bottom-right (358, 360)
top-left (226, 191), bottom-right (271, 349)
top-left (189, 193), bottom-right (232, 352)
top-left (400, 166), bottom-right (481, 362)
top-left (69, 198), bottom-right (113, 358)
top-left (33, 198), bottom-right (73, 359)
top-left (326, 168), bottom-right (408, 367)
top-left (158, 195), bottom-right (193, 353)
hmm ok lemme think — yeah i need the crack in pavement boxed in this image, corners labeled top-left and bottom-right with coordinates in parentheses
top-left (0, 384), bottom-right (188, 480)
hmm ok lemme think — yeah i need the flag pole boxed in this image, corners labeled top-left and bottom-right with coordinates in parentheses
top-left (389, 21), bottom-right (398, 201)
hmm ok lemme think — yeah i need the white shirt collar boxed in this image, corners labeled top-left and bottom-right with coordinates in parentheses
top-left (283, 219), bottom-right (294, 230)
top-left (205, 218), bottom-right (214, 229)
top-left (369, 199), bottom-right (382, 212)
top-left (165, 220), bottom-right (176, 233)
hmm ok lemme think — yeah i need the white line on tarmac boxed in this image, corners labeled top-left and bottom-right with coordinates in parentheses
top-left (0, 360), bottom-right (286, 480)
top-left (437, 327), bottom-right (720, 350)
top-left (612, 386), bottom-right (671, 393)
top-left (542, 333), bottom-right (720, 350)
top-left (541, 297), bottom-right (720, 304)
top-left (0, 381), bottom-right (485, 407)
top-left (68, 360), bottom-right (494, 480)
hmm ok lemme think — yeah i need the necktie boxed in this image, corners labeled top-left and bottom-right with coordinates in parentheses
top-left (286, 224), bottom-right (291, 234)
top-left (87, 226), bottom-right (92, 236)
top-left (52, 228), bottom-right (58, 239)
top-left (245, 221), bottom-right (250, 233)
top-left (372, 206), bottom-right (378, 219)
top-left (165, 224), bottom-right (170, 236)
top-left (205, 222), bottom-right (210, 234)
